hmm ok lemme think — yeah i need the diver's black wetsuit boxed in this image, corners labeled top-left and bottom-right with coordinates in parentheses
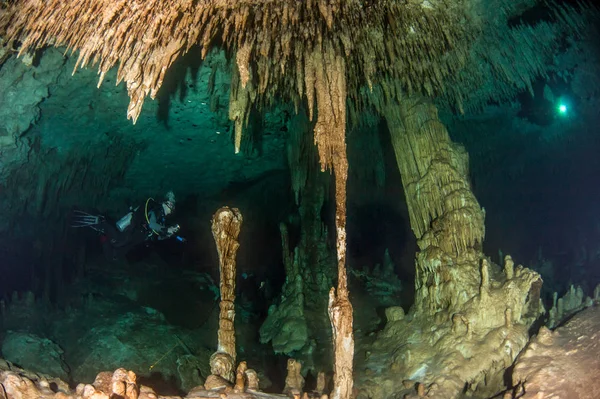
top-left (99, 203), bottom-right (169, 260)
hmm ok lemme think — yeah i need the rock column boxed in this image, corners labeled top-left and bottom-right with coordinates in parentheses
top-left (384, 97), bottom-right (486, 315)
top-left (210, 206), bottom-right (243, 383)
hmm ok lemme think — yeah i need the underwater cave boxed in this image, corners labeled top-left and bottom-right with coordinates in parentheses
top-left (0, 1), bottom-right (600, 398)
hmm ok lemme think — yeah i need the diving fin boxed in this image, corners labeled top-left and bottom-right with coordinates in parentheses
top-left (71, 210), bottom-right (104, 227)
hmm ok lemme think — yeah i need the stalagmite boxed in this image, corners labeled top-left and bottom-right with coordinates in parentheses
top-left (283, 359), bottom-right (304, 396)
top-left (547, 284), bottom-right (595, 328)
top-left (316, 372), bottom-right (327, 395)
top-left (245, 369), bottom-right (260, 391)
top-left (504, 255), bottom-right (514, 280)
top-left (234, 361), bottom-right (248, 393)
top-left (210, 206), bottom-right (243, 383)
top-left (0, 360), bottom-right (321, 399)
top-left (416, 382), bottom-right (426, 397)
top-left (505, 308), bottom-right (513, 329)
top-left (480, 259), bottom-right (490, 299)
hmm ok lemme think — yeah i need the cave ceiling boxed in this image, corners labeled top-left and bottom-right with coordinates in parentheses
top-left (0, 0), bottom-right (596, 233)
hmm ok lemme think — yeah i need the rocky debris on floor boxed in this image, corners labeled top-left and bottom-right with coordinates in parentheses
top-left (0, 357), bottom-right (326, 399)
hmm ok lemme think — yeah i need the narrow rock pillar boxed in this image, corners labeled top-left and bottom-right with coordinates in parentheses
top-left (210, 206), bottom-right (243, 382)
top-left (304, 41), bottom-right (354, 399)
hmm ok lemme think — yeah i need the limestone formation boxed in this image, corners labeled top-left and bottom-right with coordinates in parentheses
top-left (208, 352), bottom-right (236, 388)
top-left (385, 307), bottom-right (405, 323)
top-left (3, 0), bottom-right (588, 127)
top-left (260, 110), bottom-right (335, 371)
top-left (229, 62), bottom-right (256, 154)
top-left (349, 249), bottom-right (402, 305)
top-left (547, 284), bottom-right (595, 328)
top-left (0, 1), bottom-right (478, 124)
top-left (245, 369), bottom-right (259, 392)
top-left (315, 372), bottom-right (327, 396)
top-left (511, 306), bottom-right (600, 399)
top-left (260, 223), bottom-right (310, 354)
top-left (208, 207), bottom-right (271, 397)
top-left (384, 97), bottom-right (488, 315)
top-left (0, 2), bottom-right (594, 399)
top-left (283, 359), bottom-right (305, 396)
top-left (210, 207), bottom-right (243, 383)
top-left (234, 361), bottom-right (248, 393)
top-left (354, 96), bottom-right (544, 399)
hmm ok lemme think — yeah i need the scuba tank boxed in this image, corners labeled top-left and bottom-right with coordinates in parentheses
top-left (116, 211), bottom-right (133, 232)
top-left (116, 206), bottom-right (140, 232)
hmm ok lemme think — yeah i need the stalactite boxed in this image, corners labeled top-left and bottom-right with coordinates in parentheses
top-left (236, 40), bottom-right (253, 89)
top-left (228, 63), bottom-right (256, 154)
top-left (304, 40), bottom-right (353, 399)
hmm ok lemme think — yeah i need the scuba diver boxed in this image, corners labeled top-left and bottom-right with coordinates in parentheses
top-left (71, 191), bottom-right (185, 261)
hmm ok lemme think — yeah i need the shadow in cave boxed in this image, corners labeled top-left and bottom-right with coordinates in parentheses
top-left (347, 203), bottom-right (407, 270)
top-left (155, 45), bottom-right (205, 127)
top-left (0, 238), bottom-right (38, 301)
top-left (138, 372), bottom-right (185, 396)
top-left (342, 118), bottom-right (418, 336)
top-left (516, 77), bottom-right (574, 127)
top-left (379, 117), bottom-right (417, 285)
top-left (508, 0), bottom-right (585, 28)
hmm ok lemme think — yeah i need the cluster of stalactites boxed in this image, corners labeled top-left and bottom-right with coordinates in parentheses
top-left (347, 3), bottom-right (594, 121)
top-left (0, 0), bottom-right (479, 128)
top-left (438, 7), bottom-right (593, 116)
top-left (385, 98), bottom-right (485, 255)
